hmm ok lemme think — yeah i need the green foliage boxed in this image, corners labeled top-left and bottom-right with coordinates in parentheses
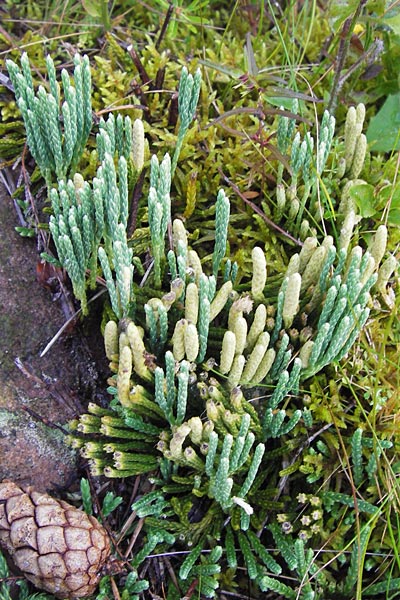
top-left (148, 153), bottom-right (172, 288)
top-left (367, 92), bottom-right (400, 151)
top-left (2, 4), bottom-right (400, 598)
top-left (14, 59), bottom-right (198, 314)
top-left (171, 66), bottom-right (202, 175)
top-left (6, 53), bottom-right (92, 185)
top-left (69, 102), bottom-right (394, 594)
top-left (80, 477), bottom-right (93, 515)
top-left (81, 0), bottom-right (112, 31)
top-left (96, 571), bottom-right (149, 600)
top-left (46, 129), bottom-right (134, 315)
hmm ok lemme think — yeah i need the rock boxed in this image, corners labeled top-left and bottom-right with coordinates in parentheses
top-left (0, 183), bottom-right (104, 491)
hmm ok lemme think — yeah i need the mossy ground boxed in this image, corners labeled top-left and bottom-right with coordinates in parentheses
top-left (1, 2), bottom-right (400, 599)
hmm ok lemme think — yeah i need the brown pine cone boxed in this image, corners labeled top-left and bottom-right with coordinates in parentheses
top-left (0, 480), bottom-right (111, 599)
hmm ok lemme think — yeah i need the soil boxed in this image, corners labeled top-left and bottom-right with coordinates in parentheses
top-left (0, 182), bottom-right (108, 493)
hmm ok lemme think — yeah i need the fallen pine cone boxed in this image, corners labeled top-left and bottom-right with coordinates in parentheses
top-left (0, 480), bottom-right (111, 599)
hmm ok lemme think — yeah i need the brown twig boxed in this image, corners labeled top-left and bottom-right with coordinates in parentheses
top-left (20, 405), bottom-right (71, 436)
top-left (127, 44), bottom-right (151, 86)
top-left (155, 2), bottom-right (174, 50)
top-left (127, 168), bottom-right (146, 238)
top-left (327, 0), bottom-right (368, 113)
top-left (95, 104), bottom-right (148, 117)
top-left (218, 168), bottom-right (303, 247)
top-left (124, 516), bottom-right (145, 558)
top-left (39, 287), bottom-right (107, 357)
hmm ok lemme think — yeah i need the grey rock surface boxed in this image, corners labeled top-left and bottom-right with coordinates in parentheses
top-left (0, 183), bottom-right (102, 491)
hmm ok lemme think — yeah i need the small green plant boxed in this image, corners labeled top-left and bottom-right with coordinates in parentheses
top-left (6, 53), bottom-right (92, 187)
top-left (81, 0), bottom-right (112, 32)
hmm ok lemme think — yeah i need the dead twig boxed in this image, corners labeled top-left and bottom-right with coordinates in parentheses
top-left (218, 168), bottom-right (303, 247)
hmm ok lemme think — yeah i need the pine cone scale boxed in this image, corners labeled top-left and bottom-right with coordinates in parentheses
top-left (64, 526), bottom-right (91, 550)
top-left (65, 549), bottom-right (90, 572)
top-left (36, 504), bottom-right (67, 526)
top-left (38, 552), bottom-right (67, 577)
top-left (6, 493), bottom-right (34, 521)
top-left (0, 481), bottom-right (111, 598)
top-left (15, 547), bottom-right (41, 576)
top-left (37, 525), bottom-right (68, 553)
top-left (10, 516), bottom-right (38, 549)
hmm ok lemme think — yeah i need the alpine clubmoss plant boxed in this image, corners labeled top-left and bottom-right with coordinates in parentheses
top-left (44, 124), bottom-right (140, 315)
top-left (273, 99), bottom-right (372, 243)
top-left (73, 188), bottom-right (390, 587)
top-left (6, 53), bottom-right (92, 187)
top-left (72, 160), bottom-right (392, 596)
top-left (5, 50), bottom-right (400, 599)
